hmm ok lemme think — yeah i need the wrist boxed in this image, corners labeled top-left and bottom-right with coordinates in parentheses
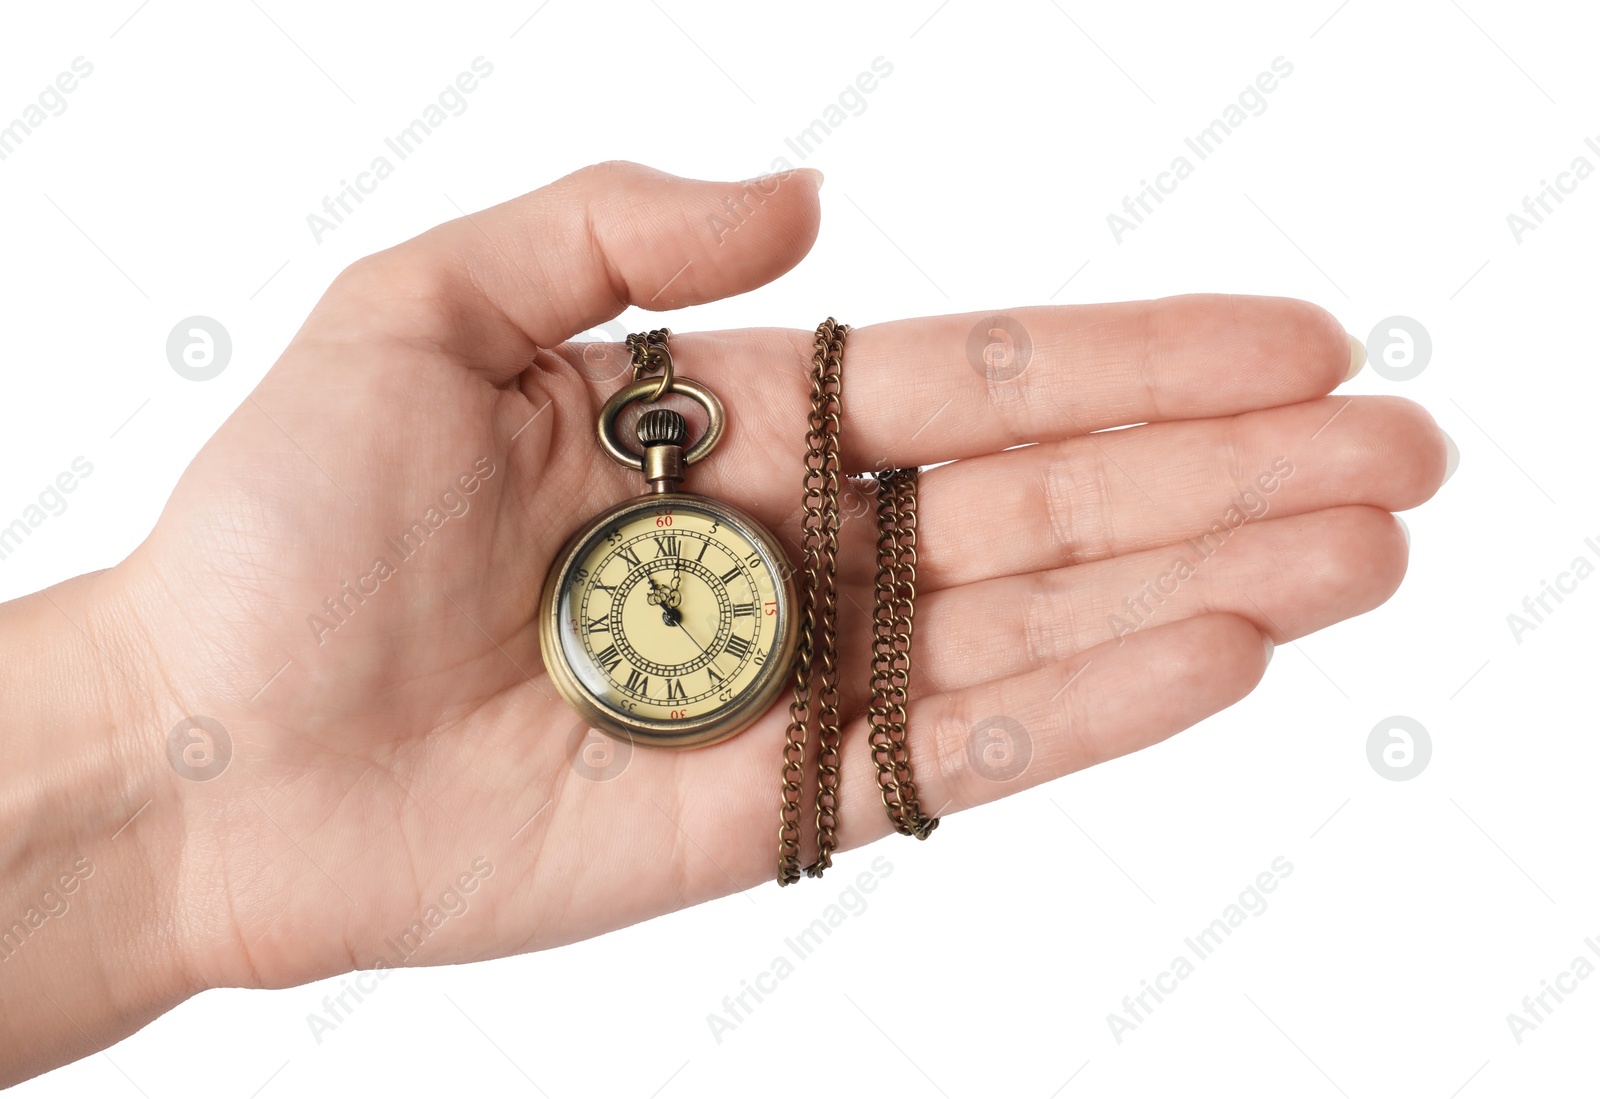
top-left (0, 567), bottom-right (199, 1086)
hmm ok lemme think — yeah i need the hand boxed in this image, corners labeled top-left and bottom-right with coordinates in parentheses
top-left (0, 161), bottom-right (1449, 1081)
top-left (644, 571), bottom-right (683, 624)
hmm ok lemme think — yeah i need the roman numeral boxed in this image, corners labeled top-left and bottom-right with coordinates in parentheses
top-left (694, 539), bottom-right (710, 562)
top-left (653, 535), bottom-right (679, 558)
top-left (731, 602), bottom-right (755, 617)
top-left (724, 633), bottom-right (751, 659)
top-left (617, 545), bottom-right (642, 567)
top-left (720, 566), bottom-right (742, 584)
top-left (585, 617), bottom-right (609, 634)
top-left (593, 644), bottom-right (622, 674)
top-left (707, 664), bottom-right (725, 685)
top-left (624, 667), bottom-right (650, 697)
top-left (592, 579), bottom-right (617, 593)
top-left (664, 678), bottom-right (686, 700)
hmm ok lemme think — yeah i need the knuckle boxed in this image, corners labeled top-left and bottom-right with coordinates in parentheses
top-left (320, 248), bottom-right (458, 346)
top-left (330, 247), bottom-right (447, 307)
top-left (1042, 446), bottom-right (1118, 563)
top-left (1022, 571), bottom-right (1077, 666)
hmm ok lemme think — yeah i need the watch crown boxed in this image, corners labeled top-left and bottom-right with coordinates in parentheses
top-left (637, 408), bottom-right (689, 449)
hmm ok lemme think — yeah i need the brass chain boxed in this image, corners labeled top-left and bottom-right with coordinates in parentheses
top-left (868, 467), bottom-right (939, 840)
top-left (779, 318), bottom-right (937, 885)
top-left (626, 328), bottom-right (675, 402)
top-left (778, 319), bottom-right (845, 884)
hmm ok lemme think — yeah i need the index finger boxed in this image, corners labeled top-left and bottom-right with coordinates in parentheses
top-left (836, 294), bottom-right (1362, 468)
top-left (652, 295), bottom-right (1363, 506)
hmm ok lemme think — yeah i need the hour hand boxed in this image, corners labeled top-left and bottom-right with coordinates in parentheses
top-left (644, 574), bottom-right (681, 625)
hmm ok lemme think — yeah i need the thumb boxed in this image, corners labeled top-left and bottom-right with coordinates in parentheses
top-left (333, 160), bottom-right (823, 379)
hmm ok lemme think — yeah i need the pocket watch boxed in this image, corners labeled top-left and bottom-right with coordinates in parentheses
top-left (539, 331), bottom-right (798, 749)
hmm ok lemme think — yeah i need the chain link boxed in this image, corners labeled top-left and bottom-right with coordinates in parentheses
top-left (778, 319), bottom-right (845, 883)
top-left (868, 467), bottom-right (939, 840)
top-left (626, 328), bottom-right (674, 402)
top-left (779, 318), bottom-right (937, 885)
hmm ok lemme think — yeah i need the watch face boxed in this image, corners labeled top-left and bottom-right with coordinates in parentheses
top-left (544, 495), bottom-right (795, 747)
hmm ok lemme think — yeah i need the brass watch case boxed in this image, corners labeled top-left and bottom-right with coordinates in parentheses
top-left (539, 491), bottom-right (799, 750)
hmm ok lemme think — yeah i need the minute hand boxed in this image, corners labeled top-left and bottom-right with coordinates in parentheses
top-left (648, 573), bottom-right (723, 673)
top-left (671, 609), bottom-right (713, 658)
top-left (644, 572), bottom-right (682, 625)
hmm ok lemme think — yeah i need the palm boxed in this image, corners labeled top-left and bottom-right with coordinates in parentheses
top-left (115, 163), bottom-right (1448, 992)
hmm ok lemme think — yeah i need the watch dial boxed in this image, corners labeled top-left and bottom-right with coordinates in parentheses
top-left (557, 502), bottom-right (786, 726)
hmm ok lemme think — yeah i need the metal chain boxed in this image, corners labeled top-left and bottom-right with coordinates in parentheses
top-left (626, 328), bottom-right (674, 402)
top-left (778, 319), bottom-right (845, 884)
top-left (779, 318), bottom-right (937, 885)
top-left (868, 467), bottom-right (939, 839)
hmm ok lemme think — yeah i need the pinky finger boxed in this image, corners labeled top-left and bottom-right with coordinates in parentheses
top-left (830, 613), bottom-right (1274, 852)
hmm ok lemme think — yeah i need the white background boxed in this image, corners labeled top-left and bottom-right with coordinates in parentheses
top-left (3, 1), bottom-right (1596, 1096)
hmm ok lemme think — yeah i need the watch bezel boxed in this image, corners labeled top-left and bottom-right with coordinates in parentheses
top-left (539, 491), bottom-right (799, 750)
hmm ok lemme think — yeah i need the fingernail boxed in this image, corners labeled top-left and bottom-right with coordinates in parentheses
top-left (1396, 515), bottom-right (1410, 547)
top-left (744, 167), bottom-right (823, 192)
top-left (1442, 431), bottom-right (1458, 484)
top-left (1344, 334), bottom-right (1367, 382)
top-left (1262, 635), bottom-right (1275, 664)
